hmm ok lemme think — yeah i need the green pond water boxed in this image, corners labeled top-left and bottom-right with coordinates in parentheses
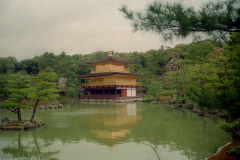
top-left (0, 102), bottom-right (230, 160)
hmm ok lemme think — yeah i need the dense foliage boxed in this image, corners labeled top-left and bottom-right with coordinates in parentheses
top-left (119, 0), bottom-right (240, 120)
top-left (120, 0), bottom-right (240, 41)
top-left (1, 72), bottom-right (59, 121)
top-left (0, 34), bottom-right (239, 120)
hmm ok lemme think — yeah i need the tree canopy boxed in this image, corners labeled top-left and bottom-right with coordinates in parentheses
top-left (1, 73), bottom-right (59, 122)
top-left (119, 0), bottom-right (240, 41)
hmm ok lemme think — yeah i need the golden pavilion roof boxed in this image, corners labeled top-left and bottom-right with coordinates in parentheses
top-left (87, 55), bottom-right (132, 65)
top-left (76, 72), bottom-right (144, 78)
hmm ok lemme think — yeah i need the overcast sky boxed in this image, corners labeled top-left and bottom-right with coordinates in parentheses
top-left (0, 0), bottom-right (212, 61)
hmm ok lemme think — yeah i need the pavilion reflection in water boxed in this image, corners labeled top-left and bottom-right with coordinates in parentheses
top-left (89, 103), bottom-right (142, 140)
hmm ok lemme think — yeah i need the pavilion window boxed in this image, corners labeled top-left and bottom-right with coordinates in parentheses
top-left (117, 90), bottom-right (121, 94)
top-left (110, 89), bottom-right (115, 94)
top-left (104, 89), bottom-right (109, 94)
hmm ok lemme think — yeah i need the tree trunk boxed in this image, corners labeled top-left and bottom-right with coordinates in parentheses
top-left (32, 131), bottom-right (43, 159)
top-left (17, 108), bottom-right (22, 121)
top-left (184, 69), bottom-right (187, 89)
top-left (30, 99), bottom-right (39, 122)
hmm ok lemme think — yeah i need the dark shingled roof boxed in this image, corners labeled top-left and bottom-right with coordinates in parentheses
top-left (76, 72), bottom-right (145, 78)
top-left (87, 55), bottom-right (132, 65)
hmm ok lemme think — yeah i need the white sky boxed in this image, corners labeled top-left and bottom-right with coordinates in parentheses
top-left (0, 0), bottom-right (212, 61)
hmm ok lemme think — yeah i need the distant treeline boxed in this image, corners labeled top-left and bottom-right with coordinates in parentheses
top-left (0, 33), bottom-right (240, 120)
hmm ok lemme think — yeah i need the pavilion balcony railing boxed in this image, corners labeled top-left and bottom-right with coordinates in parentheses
top-left (123, 68), bottom-right (129, 72)
top-left (80, 83), bottom-right (91, 87)
top-left (91, 68), bottom-right (97, 73)
top-left (79, 94), bottom-right (121, 99)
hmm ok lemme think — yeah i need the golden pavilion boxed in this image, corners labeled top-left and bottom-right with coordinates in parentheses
top-left (77, 54), bottom-right (144, 99)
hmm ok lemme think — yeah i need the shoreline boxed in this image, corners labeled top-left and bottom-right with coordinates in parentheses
top-left (207, 138), bottom-right (240, 160)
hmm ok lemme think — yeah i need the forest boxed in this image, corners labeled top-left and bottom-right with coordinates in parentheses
top-left (0, 33), bottom-right (239, 120)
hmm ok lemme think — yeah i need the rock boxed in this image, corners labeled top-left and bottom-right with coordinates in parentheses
top-left (192, 110), bottom-right (198, 113)
top-left (198, 112), bottom-right (205, 116)
top-left (204, 113), bottom-right (211, 117)
top-left (35, 120), bottom-right (45, 127)
top-left (234, 118), bottom-right (240, 123)
top-left (184, 103), bottom-right (194, 109)
top-left (24, 121), bottom-right (38, 129)
top-left (135, 98), bottom-right (143, 102)
top-left (165, 57), bottom-right (179, 72)
top-left (173, 104), bottom-right (182, 109)
top-left (58, 77), bottom-right (68, 93)
top-left (217, 113), bottom-right (227, 118)
top-left (151, 101), bottom-right (159, 104)
top-left (66, 105), bottom-right (70, 108)
top-left (1, 117), bottom-right (10, 123)
top-left (3, 125), bottom-right (24, 130)
top-left (1, 117), bottom-right (10, 126)
top-left (58, 104), bottom-right (64, 108)
top-left (209, 111), bottom-right (218, 115)
top-left (38, 105), bottom-right (46, 109)
top-left (168, 100), bottom-right (175, 104)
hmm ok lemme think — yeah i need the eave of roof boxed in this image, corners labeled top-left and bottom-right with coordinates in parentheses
top-left (76, 72), bottom-right (145, 78)
top-left (87, 56), bottom-right (132, 65)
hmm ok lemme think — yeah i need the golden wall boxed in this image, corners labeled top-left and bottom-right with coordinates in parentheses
top-left (103, 77), bottom-right (116, 85)
top-left (90, 78), bottom-right (104, 86)
top-left (91, 64), bottom-right (129, 73)
top-left (88, 76), bottom-right (137, 86)
top-left (116, 77), bottom-right (136, 86)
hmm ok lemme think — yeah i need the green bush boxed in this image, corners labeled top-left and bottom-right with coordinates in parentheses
top-left (227, 146), bottom-right (240, 158)
top-left (220, 122), bottom-right (240, 136)
top-left (143, 95), bottom-right (155, 102)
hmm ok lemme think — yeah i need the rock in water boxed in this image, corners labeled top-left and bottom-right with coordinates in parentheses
top-left (1, 117), bottom-right (10, 126)
top-left (35, 120), bottom-right (45, 127)
top-left (151, 101), bottom-right (159, 104)
top-left (1, 117), bottom-right (10, 123)
top-left (24, 121), bottom-right (38, 129)
top-left (173, 104), bottom-right (182, 109)
top-left (58, 104), bottom-right (64, 108)
top-left (66, 105), bottom-right (70, 108)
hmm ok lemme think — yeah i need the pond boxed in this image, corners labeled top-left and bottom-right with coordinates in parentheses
top-left (0, 102), bottom-right (230, 160)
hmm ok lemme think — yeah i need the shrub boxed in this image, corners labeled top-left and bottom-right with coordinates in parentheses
top-left (143, 95), bottom-right (155, 102)
top-left (220, 122), bottom-right (240, 137)
top-left (227, 146), bottom-right (240, 159)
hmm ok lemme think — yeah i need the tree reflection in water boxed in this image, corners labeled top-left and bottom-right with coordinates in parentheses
top-left (0, 102), bottom-right (231, 160)
top-left (2, 130), bottom-right (59, 159)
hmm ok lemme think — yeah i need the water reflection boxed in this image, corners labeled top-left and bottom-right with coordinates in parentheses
top-left (1, 130), bottom-right (59, 159)
top-left (90, 104), bottom-right (141, 141)
top-left (0, 103), bottom-right (230, 160)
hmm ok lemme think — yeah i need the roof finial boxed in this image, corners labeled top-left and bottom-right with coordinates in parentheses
top-left (108, 51), bottom-right (113, 56)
